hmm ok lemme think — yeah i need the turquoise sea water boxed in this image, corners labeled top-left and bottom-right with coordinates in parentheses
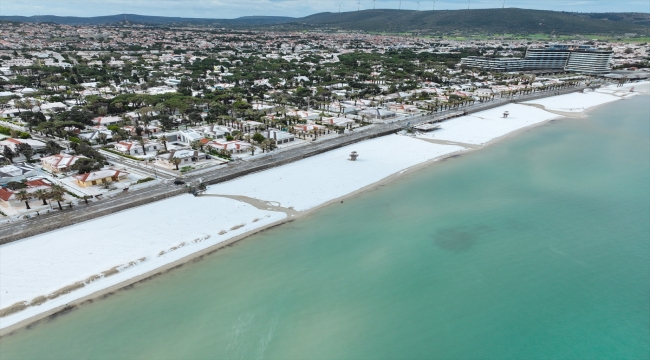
top-left (1, 95), bottom-right (649, 360)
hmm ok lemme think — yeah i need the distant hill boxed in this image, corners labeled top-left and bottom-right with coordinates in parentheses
top-left (0, 9), bottom-right (648, 35)
top-left (0, 14), bottom-right (295, 26)
top-left (295, 9), bottom-right (650, 35)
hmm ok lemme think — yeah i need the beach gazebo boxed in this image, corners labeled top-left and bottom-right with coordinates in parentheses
top-left (503, 111), bottom-right (510, 118)
top-left (349, 151), bottom-right (359, 161)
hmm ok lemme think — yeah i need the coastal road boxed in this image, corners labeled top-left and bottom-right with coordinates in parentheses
top-left (0, 85), bottom-right (589, 244)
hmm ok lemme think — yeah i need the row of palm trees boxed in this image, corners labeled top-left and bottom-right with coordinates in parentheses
top-left (14, 184), bottom-right (73, 211)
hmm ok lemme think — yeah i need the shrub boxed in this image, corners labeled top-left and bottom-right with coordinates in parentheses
top-left (0, 126), bottom-right (30, 138)
top-left (101, 147), bottom-right (143, 161)
top-left (136, 177), bottom-right (155, 184)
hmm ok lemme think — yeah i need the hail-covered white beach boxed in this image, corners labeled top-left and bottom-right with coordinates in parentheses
top-left (0, 195), bottom-right (286, 329)
top-left (0, 82), bottom-right (646, 332)
top-left (416, 104), bottom-right (562, 145)
top-left (205, 136), bottom-right (464, 211)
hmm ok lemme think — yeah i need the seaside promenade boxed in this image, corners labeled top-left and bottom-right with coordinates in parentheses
top-left (0, 85), bottom-right (588, 244)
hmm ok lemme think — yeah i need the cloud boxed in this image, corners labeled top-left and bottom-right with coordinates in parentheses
top-left (1, 0), bottom-right (645, 18)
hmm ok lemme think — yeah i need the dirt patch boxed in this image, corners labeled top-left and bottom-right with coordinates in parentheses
top-left (0, 302), bottom-right (28, 317)
top-left (29, 296), bottom-right (48, 306)
top-left (101, 267), bottom-right (120, 277)
top-left (48, 282), bottom-right (85, 300)
top-left (84, 274), bottom-right (101, 284)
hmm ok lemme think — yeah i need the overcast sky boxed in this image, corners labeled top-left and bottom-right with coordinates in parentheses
top-left (1, 0), bottom-right (648, 18)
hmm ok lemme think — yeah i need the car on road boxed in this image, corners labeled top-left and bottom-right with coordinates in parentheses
top-left (174, 179), bottom-right (186, 185)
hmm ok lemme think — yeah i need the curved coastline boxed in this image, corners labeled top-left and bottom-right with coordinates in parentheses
top-left (0, 82), bottom-right (647, 337)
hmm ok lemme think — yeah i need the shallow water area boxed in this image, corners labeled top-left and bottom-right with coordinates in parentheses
top-left (0, 95), bottom-right (648, 360)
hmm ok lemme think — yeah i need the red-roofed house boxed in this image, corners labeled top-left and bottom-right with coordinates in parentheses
top-left (40, 154), bottom-right (85, 173)
top-left (73, 169), bottom-right (129, 187)
top-left (207, 140), bottom-right (251, 153)
top-left (0, 178), bottom-right (52, 207)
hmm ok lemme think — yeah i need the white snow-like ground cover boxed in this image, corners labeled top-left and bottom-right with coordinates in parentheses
top-left (0, 195), bottom-right (285, 329)
top-left (595, 81), bottom-right (650, 96)
top-left (523, 91), bottom-right (620, 113)
top-left (206, 135), bottom-right (464, 211)
top-left (419, 104), bottom-right (561, 145)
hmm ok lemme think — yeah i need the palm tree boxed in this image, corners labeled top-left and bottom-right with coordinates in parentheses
top-left (13, 99), bottom-right (24, 114)
top-left (15, 190), bottom-right (32, 210)
top-left (138, 138), bottom-right (147, 156)
top-left (97, 132), bottom-right (108, 146)
top-left (160, 137), bottom-right (168, 151)
top-left (49, 184), bottom-right (66, 210)
top-left (171, 157), bottom-right (182, 170)
top-left (33, 189), bottom-right (49, 206)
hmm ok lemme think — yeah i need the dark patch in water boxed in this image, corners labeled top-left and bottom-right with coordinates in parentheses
top-left (433, 225), bottom-right (492, 252)
top-left (100, 292), bottom-right (115, 299)
top-left (47, 305), bottom-right (76, 320)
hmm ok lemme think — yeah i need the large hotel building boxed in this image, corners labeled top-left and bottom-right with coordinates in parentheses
top-left (461, 45), bottom-right (613, 74)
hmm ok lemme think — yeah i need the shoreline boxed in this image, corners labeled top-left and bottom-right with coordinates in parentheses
top-left (0, 116), bottom-right (575, 338)
top-left (1, 83), bottom-right (647, 337)
top-left (0, 146), bottom-right (469, 338)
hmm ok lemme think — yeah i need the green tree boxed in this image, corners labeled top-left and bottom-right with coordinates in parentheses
top-left (45, 140), bottom-right (63, 155)
top-left (160, 137), bottom-right (168, 151)
top-left (49, 185), bottom-right (66, 211)
top-left (252, 132), bottom-right (265, 144)
top-left (71, 158), bottom-right (103, 174)
top-left (171, 157), bottom-right (182, 170)
top-left (3, 146), bottom-right (15, 163)
top-left (33, 189), bottom-right (49, 205)
top-left (16, 143), bottom-right (34, 162)
top-left (97, 132), bottom-right (108, 145)
top-left (15, 190), bottom-right (32, 210)
top-left (138, 138), bottom-right (147, 156)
